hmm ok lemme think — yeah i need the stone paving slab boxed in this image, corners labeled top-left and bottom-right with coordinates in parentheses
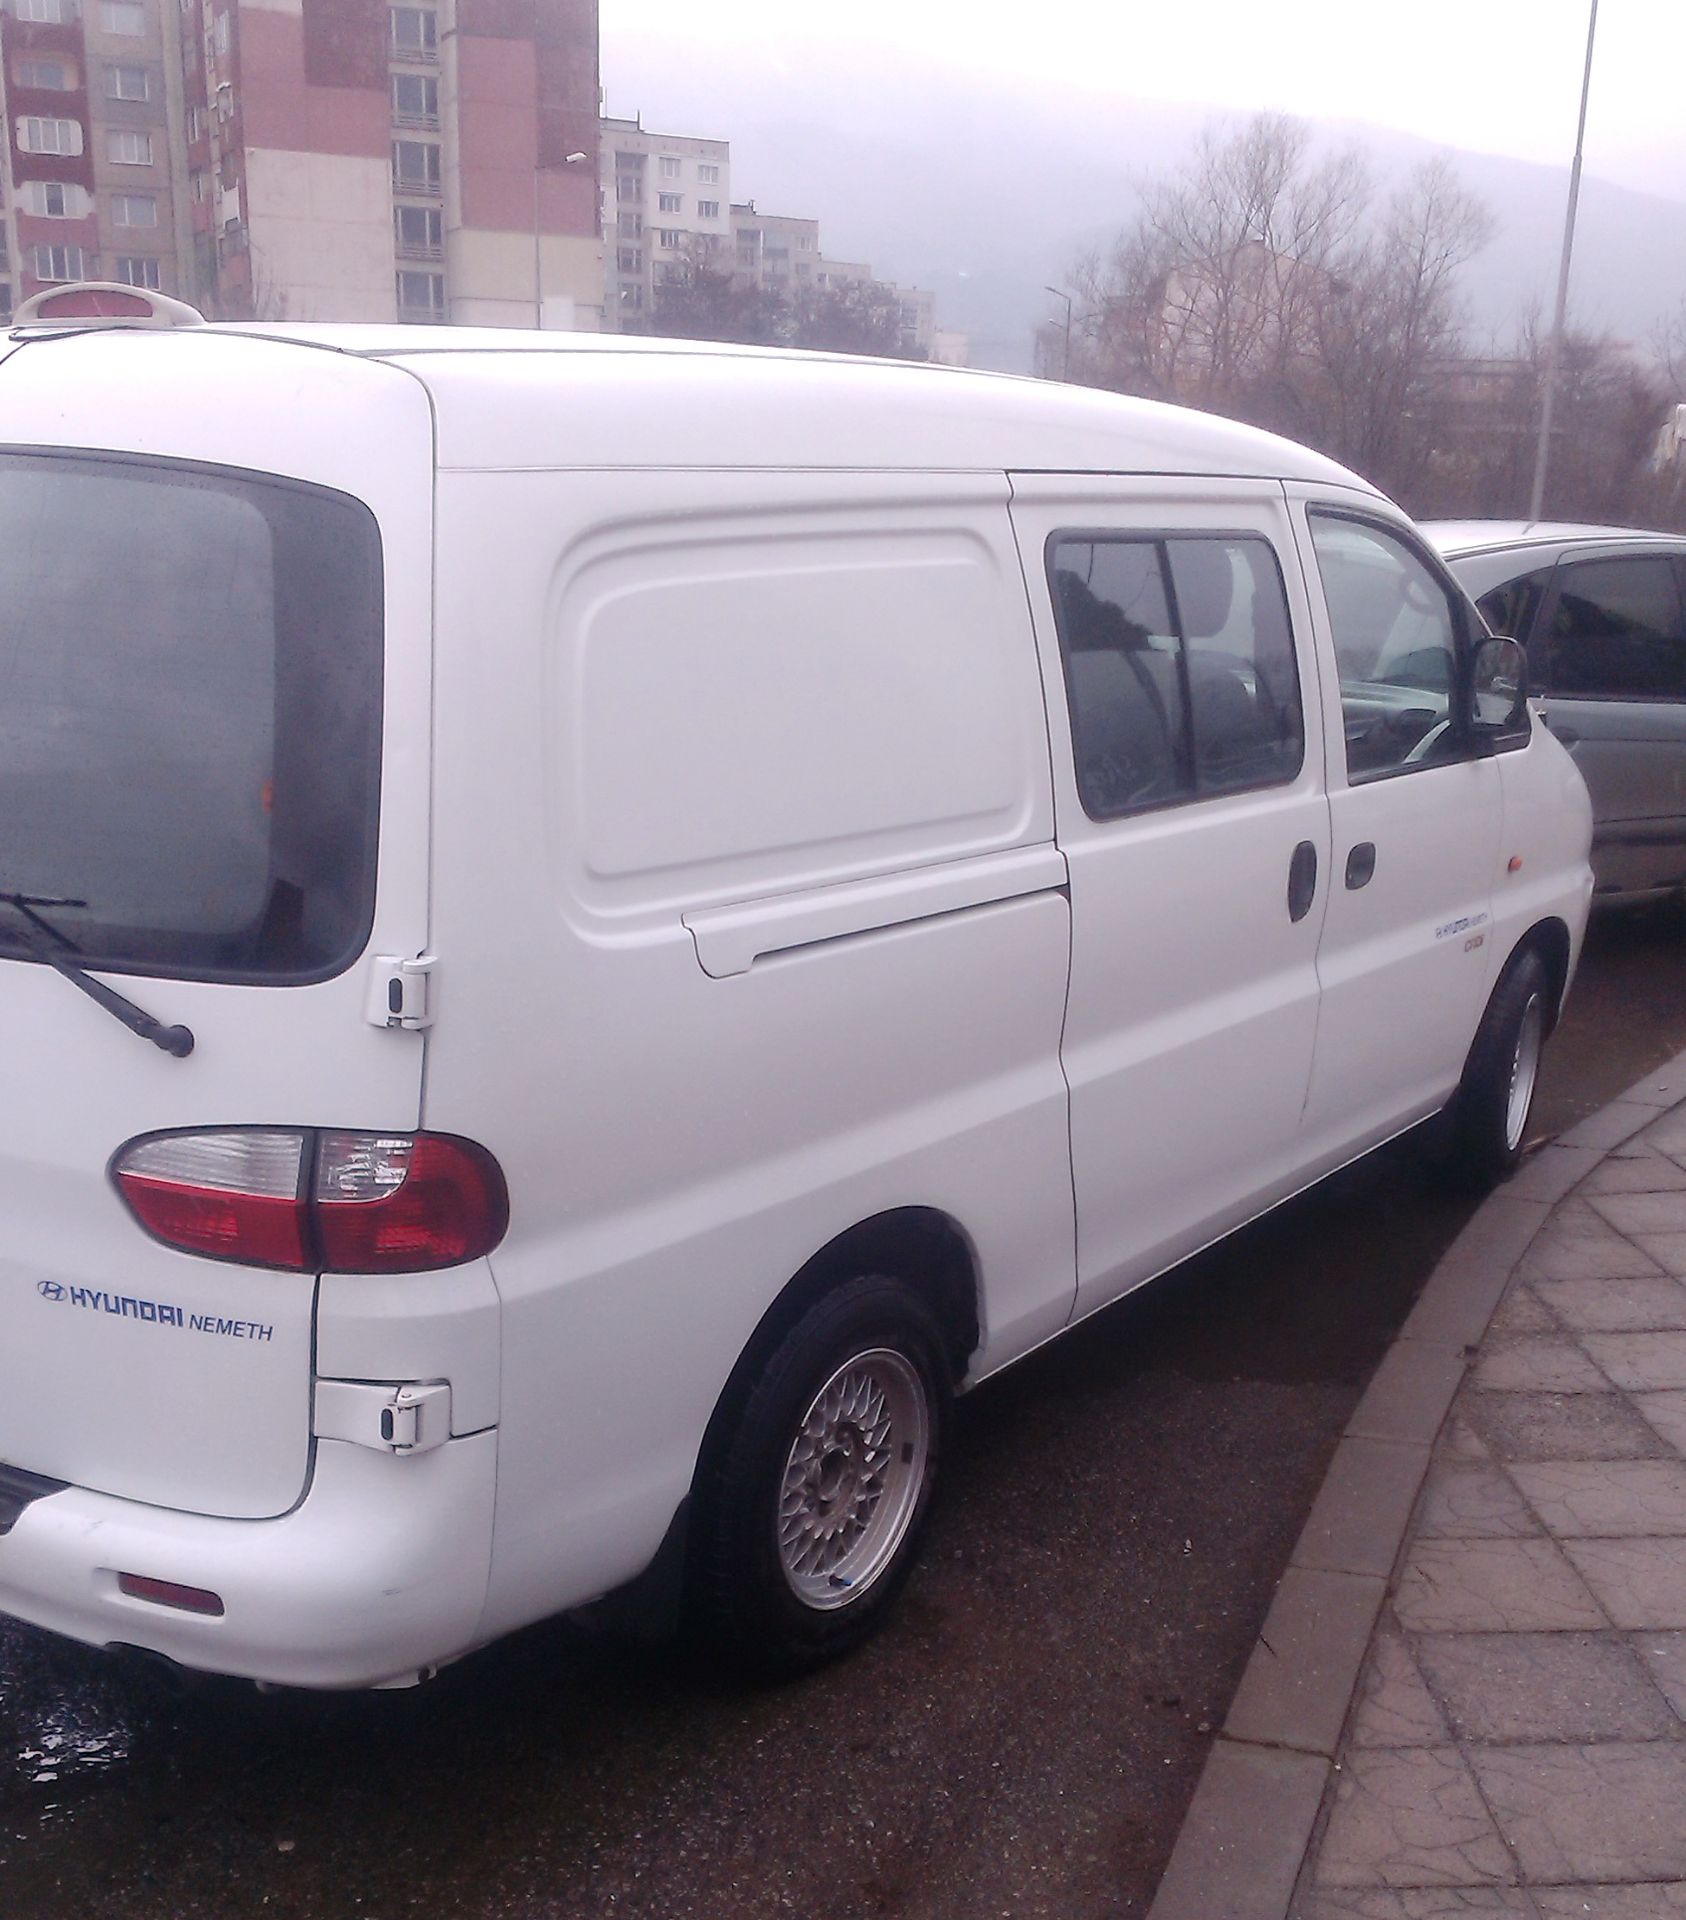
top-left (1411, 1629), bottom-right (1680, 1742)
top-left (1469, 1741), bottom-right (1686, 1882)
top-left (1560, 1536), bottom-right (1686, 1627)
top-left (1392, 1536), bottom-right (1606, 1632)
top-left (1150, 1069), bottom-right (1686, 1920)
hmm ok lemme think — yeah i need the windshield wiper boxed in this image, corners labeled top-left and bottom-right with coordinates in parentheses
top-left (0, 892), bottom-right (194, 1058)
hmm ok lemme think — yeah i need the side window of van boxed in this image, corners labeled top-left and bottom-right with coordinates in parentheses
top-left (1049, 534), bottom-right (1304, 820)
top-left (1308, 513), bottom-right (1467, 783)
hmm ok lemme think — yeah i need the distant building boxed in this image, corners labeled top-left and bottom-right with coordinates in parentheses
top-left (732, 203), bottom-right (937, 358)
top-left (0, 0), bottom-right (605, 329)
top-left (730, 202), bottom-right (817, 297)
top-left (600, 114), bottom-right (729, 327)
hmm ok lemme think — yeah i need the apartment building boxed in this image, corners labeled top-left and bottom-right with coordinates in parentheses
top-left (733, 206), bottom-right (938, 359)
top-left (1, 0), bottom-right (603, 329)
top-left (729, 203), bottom-right (816, 296)
top-left (600, 112), bottom-right (728, 326)
top-left (1, 0), bottom-right (188, 320)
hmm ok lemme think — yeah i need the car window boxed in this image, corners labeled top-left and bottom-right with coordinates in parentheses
top-left (1308, 513), bottom-right (1465, 782)
top-left (1474, 566), bottom-right (1552, 646)
top-left (0, 451), bottom-right (382, 983)
top-left (1049, 533), bottom-right (1303, 819)
top-left (1545, 556), bottom-right (1686, 701)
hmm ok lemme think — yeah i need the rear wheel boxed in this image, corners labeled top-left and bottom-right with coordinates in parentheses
top-left (688, 1275), bottom-right (950, 1678)
top-left (1446, 946), bottom-right (1550, 1186)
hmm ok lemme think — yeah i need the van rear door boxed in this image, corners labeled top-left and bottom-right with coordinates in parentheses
top-left (0, 331), bottom-right (434, 1520)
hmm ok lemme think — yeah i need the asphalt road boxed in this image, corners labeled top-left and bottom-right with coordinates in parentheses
top-left (3, 907), bottom-right (1683, 1920)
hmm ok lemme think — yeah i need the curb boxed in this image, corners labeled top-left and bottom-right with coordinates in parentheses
top-left (1144, 1047), bottom-right (1686, 1920)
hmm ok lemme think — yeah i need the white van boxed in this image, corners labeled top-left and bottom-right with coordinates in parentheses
top-left (0, 291), bottom-right (1591, 1690)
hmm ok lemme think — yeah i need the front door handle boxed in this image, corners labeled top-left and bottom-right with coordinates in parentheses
top-left (1345, 842), bottom-right (1377, 889)
top-left (1287, 840), bottom-right (1318, 922)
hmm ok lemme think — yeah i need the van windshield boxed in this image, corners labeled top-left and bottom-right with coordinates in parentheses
top-left (0, 450), bottom-right (382, 983)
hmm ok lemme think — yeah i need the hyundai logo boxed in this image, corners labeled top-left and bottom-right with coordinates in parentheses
top-left (36, 1280), bottom-right (65, 1302)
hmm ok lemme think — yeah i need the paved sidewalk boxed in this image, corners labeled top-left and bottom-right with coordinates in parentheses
top-left (1150, 1054), bottom-right (1686, 1920)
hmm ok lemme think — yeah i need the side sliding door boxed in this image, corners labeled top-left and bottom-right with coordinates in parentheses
top-left (1010, 475), bottom-right (1332, 1318)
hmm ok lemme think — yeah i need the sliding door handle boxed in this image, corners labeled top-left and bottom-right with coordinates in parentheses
top-left (1287, 840), bottom-right (1318, 923)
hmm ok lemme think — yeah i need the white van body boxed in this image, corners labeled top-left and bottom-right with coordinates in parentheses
top-left (0, 325), bottom-right (1592, 1687)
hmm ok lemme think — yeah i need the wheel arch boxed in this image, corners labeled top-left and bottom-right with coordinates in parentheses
top-left (1510, 915), bottom-right (1572, 1032)
top-left (699, 1208), bottom-right (977, 1463)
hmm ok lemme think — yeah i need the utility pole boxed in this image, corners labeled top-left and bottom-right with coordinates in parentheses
top-left (1529, 0), bottom-right (1600, 523)
top-left (1043, 285), bottom-right (1073, 381)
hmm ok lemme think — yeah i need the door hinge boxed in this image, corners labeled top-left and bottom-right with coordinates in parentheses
top-left (365, 953), bottom-right (436, 1031)
top-left (314, 1379), bottom-right (452, 1456)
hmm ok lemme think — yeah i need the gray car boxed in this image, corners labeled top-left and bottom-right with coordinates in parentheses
top-left (1426, 521), bottom-right (1686, 905)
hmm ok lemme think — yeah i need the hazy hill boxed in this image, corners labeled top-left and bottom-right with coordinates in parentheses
top-left (601, 47), bottom-right (1686, 372)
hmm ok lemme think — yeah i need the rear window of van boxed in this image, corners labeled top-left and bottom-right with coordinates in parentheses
top-left (0, 450), bottom-right (382, 983)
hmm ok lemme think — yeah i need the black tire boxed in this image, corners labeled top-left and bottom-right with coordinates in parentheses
top-left (1446, 946), bottom-right (1551, 1187)
top-left (687, 1274), bottom-right (951, 1679)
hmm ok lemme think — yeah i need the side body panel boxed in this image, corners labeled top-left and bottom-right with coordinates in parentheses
top-left (420, 469), bottom-right (1077, 1638)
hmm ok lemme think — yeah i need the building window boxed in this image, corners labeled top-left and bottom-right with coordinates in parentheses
top-left (23, 181), bottom-right (85, 217)
top-left (391, 139), bottom-right (441, 194)
top-left (799, 235), bottom-right (814, 249)
top-left (656, 229), bottom-right (682, 249)
top-left (14, 0), bottom-right (65, 20)
top-left (17, 57), bottom-right (73, 89)
top-left (0, 285), bottom-right (11, 323)
top-left (18, 117), bottom-right (84, 156)
top-left (390, 72), bottom-right (438, 128)
top-left (616, 211), bottom-right (642, 238)
top-left (111, 193), bottom-right (157, 226)
top-left (189, 169), bottom-right (209, 203)
top-left (107, 129), bottom-right (154, 165)
top-left (616, 247), bottom-right (641, 272)
top-left (658, 156), bottom-right (681, 179)
top-left (99, 1), bottom-right (147, 32)
top-left (615, 174), bottom-right (640, 203)
top-left (212, 11), bottom-right (229, 54)
top-left (619, 283), bottom-right (643, 311)
top-left (32, 243), bottom-right (90, 283)
top-left (395, 269), bottom-right (446, 322)
top-left (389, 5), bottom-right (437, 59)
top-left (106, 65), bottom-right (150, 101)
top-left (657, 192), bottom-right (681, 214)
top-left (116, 255), bottom-right (161, 290)
top-left (697, 199), bottom-right (719, 220)
top-left (394, 204), bottom-right (442, 259)
top-left (185, 104), bottom-right (204, 141)
top-left (698, 163), bottom-right (720, 184)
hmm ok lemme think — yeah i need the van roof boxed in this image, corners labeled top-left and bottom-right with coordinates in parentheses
top-left (5, 321), bottom-right (1380, 490)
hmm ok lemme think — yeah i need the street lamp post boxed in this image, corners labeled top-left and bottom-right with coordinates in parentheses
top-left (1529, 0), bottom-right (1600, 523)
top-left (1043, 285), bottom-right (1073, 381)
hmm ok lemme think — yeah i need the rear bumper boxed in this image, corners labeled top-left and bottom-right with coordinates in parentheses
top-left (0, 1430), bottom-right (496, 1689)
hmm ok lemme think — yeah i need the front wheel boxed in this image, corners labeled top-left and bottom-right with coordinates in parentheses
top-left (688, 1275), bottom-right (950, 1679)
top-left (1446, 946), bottom-right (1550, 1186)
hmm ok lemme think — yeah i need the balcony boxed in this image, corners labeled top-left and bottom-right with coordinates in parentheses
top-left (395, 237), bottom-right (443, 262)
top-left (391, 107), bottom-right (440, 132)
top-left (389, 38), bottom-right (437, 64)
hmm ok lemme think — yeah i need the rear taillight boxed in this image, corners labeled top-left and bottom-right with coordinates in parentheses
top-left (111, 1129), bottom-right (508, 1274)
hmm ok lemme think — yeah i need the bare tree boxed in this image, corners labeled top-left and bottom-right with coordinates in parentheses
top-left (1309, 159), bottom-right (1493, 497)
top-left (1069, 115), bottom-right (1368, 418)
top-left (1061, 116), bottom-right (1497, 504)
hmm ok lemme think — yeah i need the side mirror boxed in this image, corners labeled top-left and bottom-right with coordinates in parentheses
top-left (1472, 636), bottom-right (1529, 740)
